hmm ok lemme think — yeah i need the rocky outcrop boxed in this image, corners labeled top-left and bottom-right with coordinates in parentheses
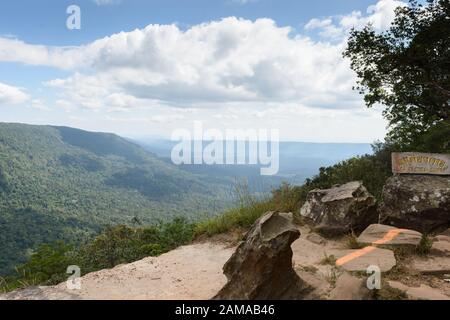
top-left (379, 175), bottom-right (450, 233)
top-left (300, 181), bottom-right (378, 237)
top-left (214, 212), bottom-right (310, 300)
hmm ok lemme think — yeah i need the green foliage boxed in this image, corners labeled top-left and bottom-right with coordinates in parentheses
top-left (1, 241), bottom-right (77, 292)
top-left (78, 225), bottom-right (144, 271)
top-left (411, 120), bottom-right (450, 153)
top-left (416, 234), bottom-right (433, 256)
top-left (75, 218), bottom-right (195, 275)
top-left (16, 242), bottom-right (76, 285)
top-left (344, 0), bottom-right (450, 149)
top-left (1, 218), bottom-right (196, 292)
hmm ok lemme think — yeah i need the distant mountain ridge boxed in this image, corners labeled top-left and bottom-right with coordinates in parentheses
top-left (135, 139), bottom-right (373, 185)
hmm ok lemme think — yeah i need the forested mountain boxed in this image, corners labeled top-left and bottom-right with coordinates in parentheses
top-left (0, 123), bottom-right (232, 275)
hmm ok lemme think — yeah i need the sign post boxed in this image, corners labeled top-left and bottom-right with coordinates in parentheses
top-left (392, 152), bottom-right (450, 175)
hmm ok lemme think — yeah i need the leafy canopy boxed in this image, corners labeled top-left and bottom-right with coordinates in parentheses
top-left (344, 0), bottom-right (450, 150)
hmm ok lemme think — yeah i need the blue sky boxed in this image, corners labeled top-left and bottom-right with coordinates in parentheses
top-left (0, 0), bottom-right (406, 142)
top-left (1, 0), bottom-right (376, 44)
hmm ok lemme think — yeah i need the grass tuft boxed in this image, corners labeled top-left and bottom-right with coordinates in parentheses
top-left (194, 201), bottom-right (274, 237)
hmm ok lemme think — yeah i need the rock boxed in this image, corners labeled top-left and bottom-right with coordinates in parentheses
top-left (379, 175), bottom-right (450, 233)
top-left (306, 233), bottom-right (327, 245)
top-left (441, 228), bottom-right (450, 237)
top-left (300, 181), bottom-right (378, 237)
top-left (329, 273), bottom-right (372, 300)
top-left (0, 286), bottom-right (80, 300)
top-left (335, 247), bottom-right (396, 272)
top-left (431, 236), bottom-right (450, 256)
top-left (295, 270), bottom-right (331, 299)
top-left (388, 281), bottom-right (450, 300)
top-left (357, 224), bottom-right (422, 247)
top-left (436, 235), bottom-right (450, 242)
top-left (412, 256), bottom-right (450, 275)
top-left (213, 212), bottom-right (311, 300)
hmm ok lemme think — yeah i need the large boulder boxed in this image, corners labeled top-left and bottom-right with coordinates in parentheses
top-left (213, 212), bottom-right (311, 300)
top-left (379, 175), bottom-right (450, 233)
top-left (299, 181), bottom-right (378, 237)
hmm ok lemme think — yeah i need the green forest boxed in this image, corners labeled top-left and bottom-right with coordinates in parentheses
top-left (0, 123), bottom-right (233, 275)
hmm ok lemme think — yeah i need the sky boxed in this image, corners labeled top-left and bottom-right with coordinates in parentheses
top-left (0, 0), bottom-right (408, 142)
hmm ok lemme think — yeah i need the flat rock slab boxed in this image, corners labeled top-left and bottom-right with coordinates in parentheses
top-left (328, 273), bottom-right (371, 300)
top-left (388, 281), bottom-right (449, 300)
top-left (306, 233), bottom-right (327, 245)
top-left (357, 224), bottom-right (422, 247)
top-left (412, 256), bottom-right (450, 275)
top-left (1, 243), bottom-right (235, 300)
top-left (335, 247), bottom-right (396, 272)
top-left (432, 236), bottom-right (450, 256)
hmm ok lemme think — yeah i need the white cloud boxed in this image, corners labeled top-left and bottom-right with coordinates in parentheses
top-left (305, 0), bottom-right (406, 39)
top-left (0, 82), bottom-right (29, 105)
top-left (30, 99), bottom-right (50, 110)
top-left (0, 17), bottom-right (361, 111)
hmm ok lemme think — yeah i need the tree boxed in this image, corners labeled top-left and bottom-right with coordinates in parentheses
top-left (344, 0), bottom-right (450, 151)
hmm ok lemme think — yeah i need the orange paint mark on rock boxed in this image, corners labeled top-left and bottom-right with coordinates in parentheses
top-left (336, 228), bottom-right (408, 267)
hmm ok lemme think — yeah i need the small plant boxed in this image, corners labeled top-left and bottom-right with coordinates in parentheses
top-left (416, 234), bottom-right (433, 256)
top-left (301, 265), bottom-right (318, 274)
top-left (325, 267), bottom-right (341, 287)
top-left (0, 276), bottom-right (7, 293)
top-left (345, 231), bottom-right (364, 249)
top-left (373, 280), bottom-right (408, 300)
top-left (271, 182), bottom-right (302, 213)
top-left (320, 253), bottom-right (337, 266)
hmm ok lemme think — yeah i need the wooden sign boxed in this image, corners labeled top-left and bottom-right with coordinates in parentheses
top-left (392, 152), bottom-right (450, 175)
